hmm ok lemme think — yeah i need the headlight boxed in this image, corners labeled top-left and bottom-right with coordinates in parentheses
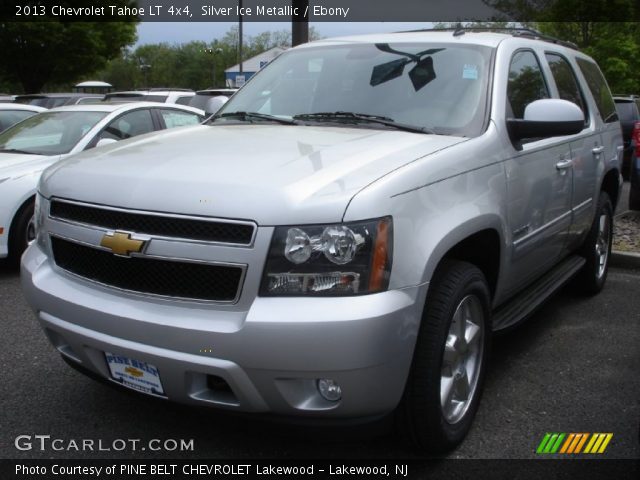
top-left (260, 217), bottom-right (393, 296)
top-left (34, 193), bottom-right (48, 249)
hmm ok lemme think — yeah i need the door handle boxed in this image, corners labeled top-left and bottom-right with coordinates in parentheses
top-left (592, 146), bottom-right (605, 155)
top-left (555, 159), bottom-right (573, 170)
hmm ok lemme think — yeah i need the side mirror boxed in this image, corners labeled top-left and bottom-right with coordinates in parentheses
top-left (204, 96), bottom-right (228, 116)
top-left (95, 137), bottom-right (118, 148)
top-left (507, 99), bottom-right (584, 142)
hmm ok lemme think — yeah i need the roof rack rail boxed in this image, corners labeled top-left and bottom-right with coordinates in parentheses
top-left (147, 88), bottom-right (194, 92)
top-left (400, 27), bottom-right (579, 51)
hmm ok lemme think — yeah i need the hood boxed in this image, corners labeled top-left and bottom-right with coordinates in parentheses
top-left (0, 152), bottom-right (60, 180)
top-left (42, 124), bottom-right (465, 225)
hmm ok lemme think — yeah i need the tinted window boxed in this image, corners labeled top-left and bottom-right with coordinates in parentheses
top-left (46, 98), bottom-right (70, 108)
top-left (507, 50), bottom-right (549, 119)
top-left (158, 109), bottom-right (201, 128)
top-left (545, 53), bottom-right (587, 119)
top-left (144, 95), bottom-right (168, 103)
top-left (0, 110), bottom-right (37, 132)
top-left (576, 58), bottom-right (617, 123)
top-left (175, 96), bottom-right (192, 106)
top-left (614, 101), bottom-right (638, 122)
top-left (100, 109), bottom-right (155, 141)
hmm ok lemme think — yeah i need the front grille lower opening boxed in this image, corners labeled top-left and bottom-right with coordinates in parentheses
top-left (51, 237), bottom-right (243, 302)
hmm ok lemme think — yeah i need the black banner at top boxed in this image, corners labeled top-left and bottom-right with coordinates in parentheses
top-left (2, 0), bottom-right (639, 22)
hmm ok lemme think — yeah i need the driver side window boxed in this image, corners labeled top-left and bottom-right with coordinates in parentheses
top-left (100, 109), bottom-right (155, 141)
top-left (507, 50), bottom-right (549, 119)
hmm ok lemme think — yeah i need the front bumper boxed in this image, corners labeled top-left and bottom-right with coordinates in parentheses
top-left (22, 243), bottom-right (426, 418)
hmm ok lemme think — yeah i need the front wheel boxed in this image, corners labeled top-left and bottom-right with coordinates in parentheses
top-left (398, 260), bottom-right (491, 452)
top-left (575, 192), bottom-right (613, 295)
top-left (8, 200), bottom-right (35, 267)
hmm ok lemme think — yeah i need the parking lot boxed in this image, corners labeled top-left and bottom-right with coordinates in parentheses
top-left (1, 263), bottom-right (638, 461)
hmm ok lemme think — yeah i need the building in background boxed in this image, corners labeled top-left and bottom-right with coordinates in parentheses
top-left (224, 47), bottom-right (286, 87)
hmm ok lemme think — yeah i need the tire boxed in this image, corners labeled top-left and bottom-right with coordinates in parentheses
top-left (631, 187), bottom-right (640, 211)
top-left (575, 192), bottom-right (613, 295)
top-left (7, 199), bottom-right (35, 267)
top-left (398, 260), bottom-right (491, 453)
top-left (630, 177), bottom-right (640, 211)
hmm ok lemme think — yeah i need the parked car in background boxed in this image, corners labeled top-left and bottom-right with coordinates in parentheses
top-left (0, 104), bottom-right (46, 132)
top-left (613, 95), bottom-right (640, 180)
top-left (630, 139), bottom-right (640, 210)
top-left (0, 94), bottom-right (16, 103)
top-left (14, 93), bottom-right (104, 108)
top-left (189, 89), bottom-right (238, 115)
top-left (104, 89), bottom-right (195, 105)
top-left (0, 102), bottom-right (204, 264)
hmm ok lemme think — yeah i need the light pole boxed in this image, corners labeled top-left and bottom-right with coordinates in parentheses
top-left (205, 47), bottom-right (223, 87)
top-left (138, 59), bottom-right (151, 88)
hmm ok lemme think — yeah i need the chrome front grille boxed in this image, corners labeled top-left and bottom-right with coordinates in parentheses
top-left (49, 199), bottom-right (256, 246)
top-left (46, 198), bottom-right (255, 303)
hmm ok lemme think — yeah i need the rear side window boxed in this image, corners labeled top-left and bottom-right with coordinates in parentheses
top-left (175, 96), bottom-right (192, 106)
top-left (576, 58), bottom-right (617, 123)
top-left (614, 101), bottom-right (638, 122)
top-left (507, 50), bottom-right (549, 119)
top-left (100, 109), bottom-right (155, 140)
top-left (158, 109), bottom-right (202, 128)
top-left (545, 53), bottom-right (587, 121)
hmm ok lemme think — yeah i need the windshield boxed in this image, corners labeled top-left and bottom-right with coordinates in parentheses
top-left (217, 42), bottom-right (492, 136)
top-left (0, 111), bottom-right (107, 156)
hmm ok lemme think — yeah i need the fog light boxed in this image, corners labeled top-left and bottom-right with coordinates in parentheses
top-left (317, 379), bottom-right (342, 402)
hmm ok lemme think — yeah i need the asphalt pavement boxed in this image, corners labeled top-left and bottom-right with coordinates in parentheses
top-left (1, 262), bottom-right (638, 463)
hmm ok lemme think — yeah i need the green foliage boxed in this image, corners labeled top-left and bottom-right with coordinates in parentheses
top-left (536, 22), bottom-right (640, 94)
top-left (97, 26), bottom-right (323, 91)
top-left (0, 19), bottom-right (137, 93)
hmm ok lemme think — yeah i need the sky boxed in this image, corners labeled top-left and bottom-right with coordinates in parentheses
top-left (136, 22), bottom-right (434, 45)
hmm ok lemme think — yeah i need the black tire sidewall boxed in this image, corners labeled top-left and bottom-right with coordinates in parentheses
top-left (8, 200), bottom-right (35, 265)
top-left (578, 192), bottom-right (613, 294)
top-left (400, 260), bottom-right (491, 452)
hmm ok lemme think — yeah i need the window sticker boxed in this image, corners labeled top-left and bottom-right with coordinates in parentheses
top-left (463, 64), bottom-right (478, 80)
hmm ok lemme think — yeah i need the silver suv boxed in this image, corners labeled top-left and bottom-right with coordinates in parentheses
top-left (22, 29), bottom-right (623, 451)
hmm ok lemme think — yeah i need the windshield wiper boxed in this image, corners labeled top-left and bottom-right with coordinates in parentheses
top-left (0, 148), bottom-right (37, 155)
top-left (210, 111), bottom-right (300, 125)
top-left (293, 112), bottom-right (435, 134)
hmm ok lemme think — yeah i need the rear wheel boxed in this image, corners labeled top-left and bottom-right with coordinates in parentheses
top-left (630, 180), bottom-right (640, 211)
top-left (398, 260), bottom-right (491, 452)
top-left (575, 192), bottom-right (612, 295)
top-left (8, 199), bottom-right (35, 267)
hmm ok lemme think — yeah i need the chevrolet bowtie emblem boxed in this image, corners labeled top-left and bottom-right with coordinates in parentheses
top-left (100, 231), bottom-right (146, 256)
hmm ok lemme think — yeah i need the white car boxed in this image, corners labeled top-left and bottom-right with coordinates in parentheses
top-left (0, 102), bottom-right (204, 264)
top-left (104, 89), bottom-right (195, 105)
top-left (0, 103), bottom-right (46, 133)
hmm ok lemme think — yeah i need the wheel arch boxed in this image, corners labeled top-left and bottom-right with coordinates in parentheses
top-left (600, 168), bottom-right (620, 210)
top-left (421, 218), bottom-right (505, 303)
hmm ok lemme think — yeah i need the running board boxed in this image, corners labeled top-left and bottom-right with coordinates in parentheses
top-left (492, 255), bottom-right (585, 332)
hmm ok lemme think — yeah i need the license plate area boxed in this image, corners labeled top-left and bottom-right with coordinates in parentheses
top-left (105, 352), bottom-right (165, 396)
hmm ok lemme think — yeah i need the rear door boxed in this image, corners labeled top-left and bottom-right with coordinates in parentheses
top-left (575, 58), bottom-right (623, 209)
top-left (543, 52), bottom-right (599, 250)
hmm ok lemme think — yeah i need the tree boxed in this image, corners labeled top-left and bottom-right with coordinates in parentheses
top-left (97, 26), bottom-right (326, 91)
top-left (0, 20), bottom-right (137, 93)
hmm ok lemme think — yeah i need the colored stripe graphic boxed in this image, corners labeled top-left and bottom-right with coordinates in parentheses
top-left (574, 433), bottom-right (589, 454)
top-left (537, 433), bottom-right (613, 454)
top-left (536, 433), bottom-right (552, 454)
